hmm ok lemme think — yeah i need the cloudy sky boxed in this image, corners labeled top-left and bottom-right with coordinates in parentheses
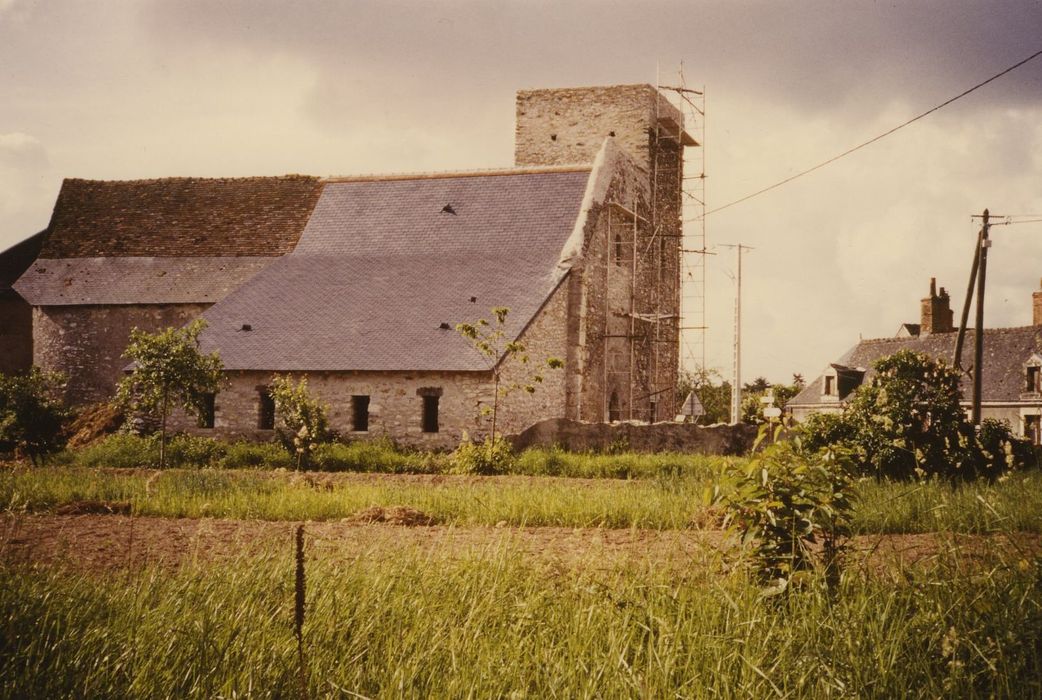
top-left (2, 0), bottom-right (1041, 384)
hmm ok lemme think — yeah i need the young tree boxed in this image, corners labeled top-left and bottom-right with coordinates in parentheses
top-left (0, 367), bottom-right (69, 465)
top-left (269, 374), bottom-right (330, 470)
top-left (116, 319), bottom-right (224, 468)
top-left (677, 367), bottom-right (731, 424)
top-left (456, 307), bottom-right (563, 439)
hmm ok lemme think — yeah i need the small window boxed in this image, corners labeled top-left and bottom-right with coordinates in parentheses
top-left (1026, 415), bottom-right (1041, 446)
top-left (258, 388), bottom-right (275, 430)
top-left (649, 399), bottom-right (657, 423)
top-left (352, 395), bottom-right (370, 432)
top-left (421, 395), bottom-right (439, 433)
top-left (1028, 366), bottom-right (1040, 393)
top-left (614, 233), bottom-right (624, 266)
top-left (824, 376), bottom-right (834, 396)
top-left (608, 391), bottom-right (621, 423)
top-left (198, 393), bottom-right (216, 429)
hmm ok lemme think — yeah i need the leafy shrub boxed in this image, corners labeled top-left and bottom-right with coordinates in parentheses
top-left (800, 351), bottom-right (1030, 481)
top-left (312, 439), bottom-right (438, 474)
top-left (0, 368), bottom-right (70, 465)
top-left (269, 375), bottom-right (331, 469)
top-left (164, 435), bottom-right (227, 468)
top-left (977, 419), bottom-right (1036, 474)
top-left (219, 441), bottom-right (293, 469)
top-left (713, 438), bottom-right (856, 586)
top-left (75, 434), bottom-right (159, 468)
top-left (449, 434), bottom-right (515, 475)
top-left (797, 412), bottom-right (857, 453)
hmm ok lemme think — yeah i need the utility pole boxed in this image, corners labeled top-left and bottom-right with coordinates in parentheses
top-left (953, 209), bottom-right (994, 427)
top-left (720, 243), bottom-right (753, 424)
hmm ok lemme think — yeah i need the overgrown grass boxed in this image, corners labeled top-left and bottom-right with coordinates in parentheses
top-left (6, 466), bottom-right (1042, 534)
top-left (2, 544), bottom-right (1040, 697)
top-left (53, 433), bottom-right (735, 479)
top-left (852, 471), bottom-right (1042, 534)
top-left (0, 468), bottom-right (706, 529)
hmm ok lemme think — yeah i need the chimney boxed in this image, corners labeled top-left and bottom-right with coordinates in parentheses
top-left (1033, 278), bottom-right (1042, 326)
top-left (921, 277), bottom-right (954, 335)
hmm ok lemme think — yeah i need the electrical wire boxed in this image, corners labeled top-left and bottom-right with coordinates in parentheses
top-left (706, 47), bottom-right (1042, 217)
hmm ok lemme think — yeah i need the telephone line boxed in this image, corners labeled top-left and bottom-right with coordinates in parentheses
top-left (706, 47), bottom-right (1042, 217)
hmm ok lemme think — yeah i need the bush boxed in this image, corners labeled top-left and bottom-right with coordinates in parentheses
top-left (0, 368), bottom-right (70, 465)
top-left (449, 434), bottom-right (515, 475)
top-left (164, 435), bottom-right (227, 469)
top-left (797, 412), bottom-right (856, 453)
top-left (714, 439), bottom-right (856, 586)
top-left (75, 434), bottom-right (159, 468)
top-left (219, 441), bottom-right (293, 470)
top-left (799, 351), bottom-right (1031, 481)
top-left (269, 375), bottom-right (331, 469)
top-left (312, 439), bottom-right (438, 474)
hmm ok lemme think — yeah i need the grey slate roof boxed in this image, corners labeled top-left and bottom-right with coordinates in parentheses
top-left (14, 257), bottom-right (273, 305)
top-left (198, 169), bottom-right (592, 371)
top-left (789, 326), bottom-right (1042, 407)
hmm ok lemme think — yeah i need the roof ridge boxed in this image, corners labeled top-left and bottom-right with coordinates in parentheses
top-left (321, 164), bottom-right (592, 183)
top-left (62, 174), bottom-right (318, 185)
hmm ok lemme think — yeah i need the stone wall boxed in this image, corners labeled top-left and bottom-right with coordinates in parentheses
top-left (33, 303), bottom-right (209, 404)
top-left (0, 292), bottom-right (32, 374)
top-left (170, 281), bottom-right (572, 449)
top-left (510, 417), bottom-right (758, 455)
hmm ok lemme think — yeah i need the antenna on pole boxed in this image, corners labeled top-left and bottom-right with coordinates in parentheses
top-left (720, 243), bottom-right (753, 424)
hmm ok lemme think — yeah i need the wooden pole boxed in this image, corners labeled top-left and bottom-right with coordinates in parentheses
top-left (971, 209), bottom-right (990, 426)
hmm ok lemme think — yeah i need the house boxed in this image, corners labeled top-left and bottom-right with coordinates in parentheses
top-left (12, 84), bottom-right (695, 447)
top-left (787, 278), bottom-right (1042, 444)
top-left (0, 230), bottom-right (46, 375)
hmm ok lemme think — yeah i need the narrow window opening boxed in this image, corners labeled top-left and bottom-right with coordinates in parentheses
top-left (1028, 366), bottom-right (1040, 393)
top-left (614, 233), bottom-right (624, 266)
top-left (422, 395), bottom-right (440, 433)
top-left (199, 393), bottom-right (216, 429)
top-left (824, 376), bottom-right (834, 396)
top-left (352, 395), bottom-right (370, 432)
top-left (258, 388), bottom-right (275, 430)
top-left (608, 391), bottom-right (621, 423)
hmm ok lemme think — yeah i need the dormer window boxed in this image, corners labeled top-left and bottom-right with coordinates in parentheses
top-left (824, 376), bottom-right (834, 396)
top-left (1024, 354), bottom-right (1042, 396)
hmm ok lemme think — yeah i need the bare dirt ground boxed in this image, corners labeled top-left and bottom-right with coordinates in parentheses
top-left (2, 513), bottom-right (1039, 576)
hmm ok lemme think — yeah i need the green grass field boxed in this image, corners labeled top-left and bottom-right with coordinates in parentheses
top-left (4, 452), bottom-right (1042, 697)
top-left (4, 465), bottom-right (1042, 533)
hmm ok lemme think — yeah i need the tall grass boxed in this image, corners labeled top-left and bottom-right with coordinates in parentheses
top-left (5, 467), bottom-right (1042, 533)
top-left (1, 544), bottom-right (1040, 697)
top-left (0, 468), bottom-right (706, 529)
top-left (55, 434), bottom-right (735, 479)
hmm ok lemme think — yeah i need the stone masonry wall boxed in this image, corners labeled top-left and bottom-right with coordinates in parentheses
top-left (0, 293), bottom-right (33, 374)
top-left (34, 304), bottom-right (209, 404)
top-left (169, 281), bottom-right (571, 449)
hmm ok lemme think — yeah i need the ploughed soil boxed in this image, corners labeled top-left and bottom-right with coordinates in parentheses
top-left (3, 513), bottom-right (1040, 577)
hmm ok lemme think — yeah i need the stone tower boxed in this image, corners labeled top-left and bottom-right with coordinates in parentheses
top-left (514, 85), bottom-right (695, 421)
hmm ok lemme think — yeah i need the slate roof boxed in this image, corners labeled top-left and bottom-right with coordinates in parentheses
top-left (39, 176), bottom-right (322, 258)
top-left (14, 257), bottom-right (273, 305)
top-left (789, 326), bottom-right (1042, 407)
top-left (198, 169), bottom-right (592, 371)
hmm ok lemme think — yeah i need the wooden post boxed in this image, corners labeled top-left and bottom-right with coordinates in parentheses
top-left (971, 209), bottom-right (990, 426)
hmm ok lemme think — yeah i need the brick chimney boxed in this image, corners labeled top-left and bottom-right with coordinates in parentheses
top-left (921, 278), bottom-right (953, 335)
top-left (1033, 279), bottom-right (1042, 326)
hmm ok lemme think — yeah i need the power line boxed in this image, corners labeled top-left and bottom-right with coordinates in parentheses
top-left (707, 47), bottom-right (1042, 216)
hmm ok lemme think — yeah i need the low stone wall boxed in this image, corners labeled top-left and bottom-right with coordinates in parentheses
top-left (509, 418), bottom-right (758, 455)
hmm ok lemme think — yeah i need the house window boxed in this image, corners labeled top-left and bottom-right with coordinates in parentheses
top-left (198, 393), bottom-right (216, 429)
top-left (824, 376), bottom-right (834, 396)
top-left (351, 395), bottom-right (370, 432)
top-left (1028, 366), bottom-right (1041, 393)
top-left (1025, 415), bottom-right (1041, 446)
top-left (258, 387), bottom-right (275, 430)
top-left (608, 391), bottom-right (621, 422)
top-left (421, 396), bottom-right (439, 433)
